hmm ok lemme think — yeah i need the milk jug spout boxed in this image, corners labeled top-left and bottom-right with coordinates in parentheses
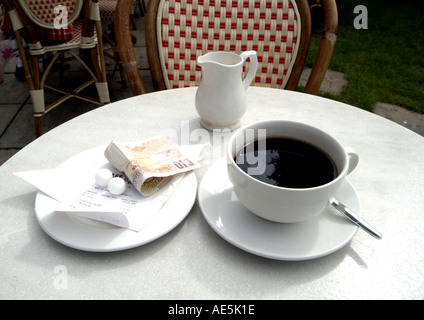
top-left (195, 51), bottom-right (258, 131)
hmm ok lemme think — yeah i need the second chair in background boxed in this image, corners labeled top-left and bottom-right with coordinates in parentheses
top-left (1, 0), bottom-right (110, 137)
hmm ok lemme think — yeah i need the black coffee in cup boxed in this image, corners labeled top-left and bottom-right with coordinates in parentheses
top-left (235, 137), bottom-right (338, 188)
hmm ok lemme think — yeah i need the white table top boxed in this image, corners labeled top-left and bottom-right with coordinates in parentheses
top-left (1, 87), bottom-right (423, 299)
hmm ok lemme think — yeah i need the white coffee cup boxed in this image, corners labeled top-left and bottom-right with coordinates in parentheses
top-left (226, 120), bottom-right (359, 223)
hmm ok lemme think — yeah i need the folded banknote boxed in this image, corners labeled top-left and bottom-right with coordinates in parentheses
top-left (105, 137), bottom-right (200, 196)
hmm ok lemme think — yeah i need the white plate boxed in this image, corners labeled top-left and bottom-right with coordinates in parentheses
top-left (198, 158), bottom-right (359, 261)
top-left (34, 146), bottom-right (197, 252)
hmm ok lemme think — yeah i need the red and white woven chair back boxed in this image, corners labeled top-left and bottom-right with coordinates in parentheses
top-left (17, 0), bottom-right (83, 29)
top-left (157, 0), bottom-right (302, 89)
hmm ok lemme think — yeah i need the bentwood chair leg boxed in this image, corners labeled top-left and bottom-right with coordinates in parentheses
top-left (89, 49), bottom-right (103, 82)
top-left (31, 55), bottom-right (41, 89)
top-left (31, 55), bottom-right (44, 138)
top-left (35, 116), bottom-right (42, 138)
top-left (131, 13), bottom-right (137, 30)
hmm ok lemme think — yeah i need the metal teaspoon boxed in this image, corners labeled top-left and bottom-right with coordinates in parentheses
top-left (330, 198), bottom-right (383, 239)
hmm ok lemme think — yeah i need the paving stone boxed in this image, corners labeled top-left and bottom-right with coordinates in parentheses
top-left (0, 103), bottom-right (23, 135)
top-left (133, 46), bottom-right (149, 70)
top-left (3, 55), bottom-right (18, 74)
top-left (0, 148), bottom-right (19, 166)
top-left (0, 74), bottom-right (30, 104)
top-left (0, 102), bottom-right (34, 148)
top-left (300, 68), bottom-right (348, 95)
top-left (373, 102), bottom-right (424, 137)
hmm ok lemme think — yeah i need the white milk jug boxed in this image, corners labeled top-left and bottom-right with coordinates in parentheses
top-left (195, 51), bottom-right (258, 131)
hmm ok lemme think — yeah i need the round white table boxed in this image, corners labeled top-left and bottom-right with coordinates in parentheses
top-left (1, 87), bottom-right (423, 300)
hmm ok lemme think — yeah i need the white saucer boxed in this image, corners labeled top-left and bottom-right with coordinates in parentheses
top-left (198, 158), bottom-right (360, 261)
top-left (34, 146), bottom-right (197, 252)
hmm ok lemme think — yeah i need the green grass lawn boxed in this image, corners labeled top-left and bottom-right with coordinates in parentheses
top-left (306, 0), bottom-right (424, 113)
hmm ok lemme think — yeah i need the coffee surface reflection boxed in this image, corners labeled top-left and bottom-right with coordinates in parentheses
top-left (235, 137), bottom-right (337, 188)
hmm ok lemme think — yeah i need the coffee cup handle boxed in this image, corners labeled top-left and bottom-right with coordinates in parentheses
top-left (345, 147), bottom-right (359, 175)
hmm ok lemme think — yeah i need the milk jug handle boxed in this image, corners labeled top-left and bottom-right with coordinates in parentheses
top-left (240, 51), bottom-right (258, 90)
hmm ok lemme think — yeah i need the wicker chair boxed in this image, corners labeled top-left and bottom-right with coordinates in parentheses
top-left (1, 0), bottom-right (110, 137)
top-left (115, 0), bottom-right (337, 96)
